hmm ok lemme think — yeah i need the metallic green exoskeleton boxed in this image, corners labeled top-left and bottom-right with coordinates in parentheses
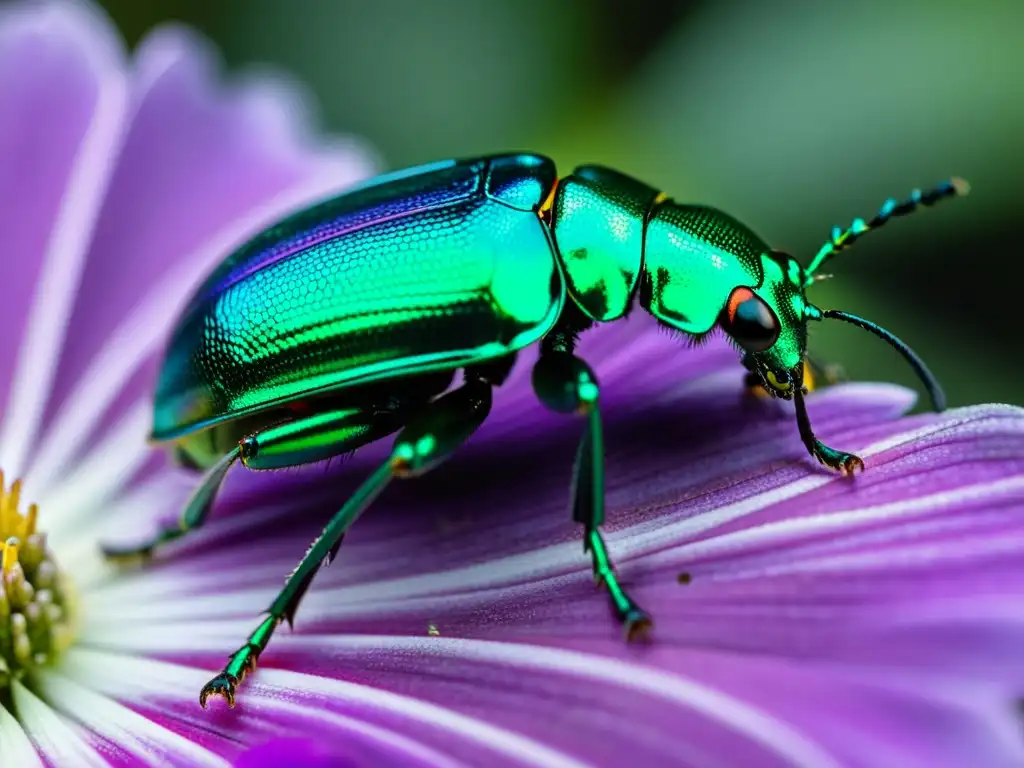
top-left (102, 153), bottom-right (967, 708)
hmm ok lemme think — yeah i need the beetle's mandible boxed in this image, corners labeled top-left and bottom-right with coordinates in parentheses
top-left (101, 153), bottom-right (967, 708)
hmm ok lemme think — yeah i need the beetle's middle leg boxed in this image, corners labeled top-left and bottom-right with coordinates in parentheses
top-left (532, 341), bottom-right (652, 640)
top-left (199, 371), bottom-right (497, 708)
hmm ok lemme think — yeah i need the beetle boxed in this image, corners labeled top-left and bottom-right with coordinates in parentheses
top-left (102, 153), bottom-right (967, 708)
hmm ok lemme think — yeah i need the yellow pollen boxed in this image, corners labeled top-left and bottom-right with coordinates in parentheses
top-left (0, 469), bottom-right (77, 688)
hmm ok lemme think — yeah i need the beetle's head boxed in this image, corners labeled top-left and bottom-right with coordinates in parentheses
top-left (718, 250), bottom-right (808, 399)
top-left (640, 179), bottom-right (966, 413)
top-left (718, 176), bottom-right (970, 411)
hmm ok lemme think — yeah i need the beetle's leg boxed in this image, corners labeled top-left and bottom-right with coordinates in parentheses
top-left (101, 407), bottom-right (398, 563)
top-left (101, 446), bottom-right (241, 562)
top-left (199, 376), bottom-right (493, 709)
top-left (532, 349), bottom-right (652, 640)
top-left (792, 366), bottom-right (864, 476)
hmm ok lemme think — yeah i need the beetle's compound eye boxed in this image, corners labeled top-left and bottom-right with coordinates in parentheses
top-left (721, 287), bottom-right (780, 353)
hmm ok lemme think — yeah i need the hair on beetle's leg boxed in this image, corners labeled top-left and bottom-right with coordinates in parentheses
top-left (532, 347), bottom-right (651, 640)
top-left (101, 445), bottom-right (241, 563)
top-left (199, 376), bottom-right (494, 709)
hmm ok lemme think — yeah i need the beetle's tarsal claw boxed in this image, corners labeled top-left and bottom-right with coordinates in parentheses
top-left (812, 442), bottom-right (864, 476)
top-left (791, 370), bottom-right (864, 476)
top-left (623, 608), bottom-right (653, 643)
top-left (199, 673), bottom-right (239, 709)
top-left (838, 454), bottom-right (865, 476)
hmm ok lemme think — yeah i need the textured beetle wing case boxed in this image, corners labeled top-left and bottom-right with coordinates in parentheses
top-left (151, 154), bottom-right (564, 440)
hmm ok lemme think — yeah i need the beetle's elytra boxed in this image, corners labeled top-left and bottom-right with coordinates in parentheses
top-left (102, 153), bottom-right (967, 708)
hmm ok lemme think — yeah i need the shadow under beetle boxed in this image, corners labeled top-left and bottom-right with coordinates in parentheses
top-left (102, 153), bottom-right (967, 708)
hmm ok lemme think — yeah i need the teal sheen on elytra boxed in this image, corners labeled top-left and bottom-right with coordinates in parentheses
top-left (102, 152), bottom-right (968, 709)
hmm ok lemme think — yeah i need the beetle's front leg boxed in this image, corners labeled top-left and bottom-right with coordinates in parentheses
top-left (532, 349), bottom-right (651, 640)
top-left (791, 366), bottom-right (864, 476)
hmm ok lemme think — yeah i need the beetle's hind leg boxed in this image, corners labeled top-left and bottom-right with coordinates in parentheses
top-left (532, 344), bottom-right (652, 640)
top-left (100, 406), bottom-right (404, 563)
top-left (101, 446), bottom-right (242, 562)
top-left (199, 374), bottom-right (495, 709)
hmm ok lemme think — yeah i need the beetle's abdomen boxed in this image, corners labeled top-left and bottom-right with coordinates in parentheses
top-left (153, 154), bottom-right (563, 441)
top-left (551, 166), bottom-right (659, 322)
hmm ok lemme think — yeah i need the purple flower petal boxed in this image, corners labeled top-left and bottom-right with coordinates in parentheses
top-left (42, 24), bottom-right (372, 414)
top-left (2, 3), bottom-right (1023, 765)
top-left (236, 736), bottom-right (429, 768)
top-left (0, 0), bottom-right (127, 479)
top-left (0, 1), bottom-right (374, 763)
top-left (19, 13), bottom-right (375, 498)
top-left (73, 312), bottom-right (1024, 766)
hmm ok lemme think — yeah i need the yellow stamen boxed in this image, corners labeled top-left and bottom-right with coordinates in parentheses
top-left (0, 470), bottom-right (7, 534)
top-left (23, 502), bottom-right (38, 538)
top-left (2, 537), bottom-right (18, 573)
top-left (0, 469), bottom-right (78, 689)
top-left (7, 479), bottom-right (21, 523)
top-left (0, 475), bottom-right (34, 541)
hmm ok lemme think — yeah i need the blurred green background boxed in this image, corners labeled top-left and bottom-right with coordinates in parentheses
top-left (98, 0), bottom-right (1023, 408)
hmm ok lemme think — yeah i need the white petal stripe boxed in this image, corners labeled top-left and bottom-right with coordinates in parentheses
top-left (0, 700), bottom-right (44, 768)
top-left (11, 678), bottom-right (109, 768)
top-left (35, 668), bottom-right (228, 768)
top-left (82, 409), bottom-right (1024, 628)
top-left (0, 11), bottom-right (128, 479)
top-left (233, 696), bottom-right (471, 768)
top-left (650, 475), bottom-right (1024, 569)
top-left (25, 174), bottom-right (375, 495)
top-left (281, 635), bottom-right (844, 768)
top-left (35, 398), bottom-right (153, 527)
top-left (65, 648), bottom-right (591, 768)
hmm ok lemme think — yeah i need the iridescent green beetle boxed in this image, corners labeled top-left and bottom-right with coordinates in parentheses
top-left (103, 153), bottom-right (966, 708)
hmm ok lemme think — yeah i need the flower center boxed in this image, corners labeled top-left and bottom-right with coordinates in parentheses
top-left (0, 471), bottom-right (76, 690)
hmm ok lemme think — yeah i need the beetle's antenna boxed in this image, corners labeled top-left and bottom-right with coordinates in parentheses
top-left (818, 309), bottom-right (946, 412)
top-left (805, 178), bottom-right (969, 283)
